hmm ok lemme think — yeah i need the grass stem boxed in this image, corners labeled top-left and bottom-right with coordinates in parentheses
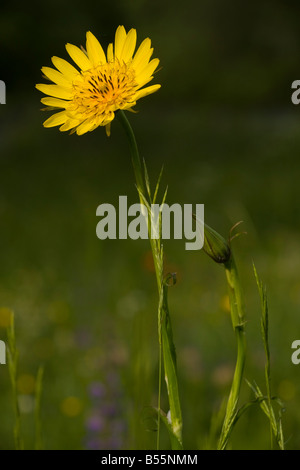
top-left (218, 255), bottom-right (246, 450)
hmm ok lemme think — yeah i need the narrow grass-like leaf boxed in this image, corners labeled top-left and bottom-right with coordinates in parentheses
top-left (143, 158), bottom-right (151, 200)
top-left (246, 379), bottom-right (284, 449)
top-left (152, 165), bottom-right (164, 205)
top-left (158, 408), bottom-right (183, 450)
top-left (253, 264), bottom-right (285, 450)
top-left (161, 280), bottom-right (183, 448)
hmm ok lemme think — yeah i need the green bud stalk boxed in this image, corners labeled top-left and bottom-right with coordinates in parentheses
top-left (199, 222), bottom-right (246, 449)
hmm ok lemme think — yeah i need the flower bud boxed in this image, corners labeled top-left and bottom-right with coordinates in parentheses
top-left (202, 224), bottom-right (231, 264)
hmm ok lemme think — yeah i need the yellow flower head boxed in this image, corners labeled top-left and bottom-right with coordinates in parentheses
top-left (36, 26), bottom-right (161, 136)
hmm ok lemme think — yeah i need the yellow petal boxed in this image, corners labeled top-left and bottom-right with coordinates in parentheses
top-left (120, 28), bottom-right (137, 63)
top-left (107, 43), bottom-right (114, 62)
top-left (36, 84), bottom-right (73, 99)
top-left (119, 101), bottom-right (136, 110)
top-left (43, 111), bottom-right (68, 128)
top-left (134, 84), bottom-right (161, 101)
top-left (41, 97), bottom-right (69, 108)
top-left (105, 122), bottom-right (111, 137)
top-left (76, 118), bottom-right (98, 135)
top-left (86, 31), bottom-right (106, 66)
top-left (101, 112), bottom-right (115, 126)
top-left (135, 58), bottom-right (160, 86)
top-left (137, 76), bottom-right (154, 88)
top-left (41, 67), bottom-right (72, 87)
top-left (131, 38), bottom-right (152, 69)
top-left (59, 118), bottom-right (81, 132)
top-left (65, 43), bottom-right (92, 71)
top-left (114, 26), bottom-right (127, 60)
top-left (51, 56), bottom-right (79, 80)
top-left (132, 48), bottom-right (153, 75)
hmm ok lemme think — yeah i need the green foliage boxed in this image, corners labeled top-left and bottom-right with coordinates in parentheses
top-left (118, 110), bottom-right (183, 449)
top-left (250, 264), bottom-right (285, 450)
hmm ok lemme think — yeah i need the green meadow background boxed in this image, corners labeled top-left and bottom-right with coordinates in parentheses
top-left (1, 0), bottom-right (300, 449)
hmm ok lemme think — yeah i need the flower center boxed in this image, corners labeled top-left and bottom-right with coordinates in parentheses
top-left (70, 61), bottom-right (137, 119)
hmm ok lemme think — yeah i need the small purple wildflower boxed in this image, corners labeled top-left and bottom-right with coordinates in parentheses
top-left (84, 374), bottom-right (127, 450)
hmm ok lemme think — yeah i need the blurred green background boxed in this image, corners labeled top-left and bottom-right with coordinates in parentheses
top-left (1, 0), bottom-right (300, 450)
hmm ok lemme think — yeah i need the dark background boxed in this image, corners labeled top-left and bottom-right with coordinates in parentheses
top-left (0, 0), bottom-right (300, 450)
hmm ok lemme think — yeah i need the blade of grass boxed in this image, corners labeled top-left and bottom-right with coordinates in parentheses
top-left (251, 263), bottom-right (285, 450)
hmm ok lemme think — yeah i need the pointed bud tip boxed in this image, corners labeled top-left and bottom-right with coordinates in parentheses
top-left (203, 224), bottom-right (231, 264)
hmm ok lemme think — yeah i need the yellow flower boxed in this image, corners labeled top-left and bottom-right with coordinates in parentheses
top-left (36, 26), bottom-right (161, 136)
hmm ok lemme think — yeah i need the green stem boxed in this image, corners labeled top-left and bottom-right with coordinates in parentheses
top-left (117, 111), bottom-right (161, 289)
top-left (218, 255), bottom-right (246, 450)
top-left (117, 110), bottom-right (182, 449)
top-left (117, 110), bottom-right (146, 198)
